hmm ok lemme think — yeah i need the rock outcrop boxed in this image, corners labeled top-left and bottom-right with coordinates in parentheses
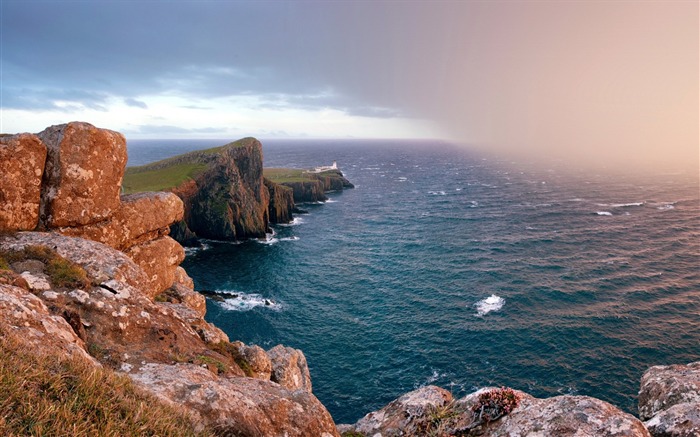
top-left (639, 361), bottom-right (700, 437)
top-left (265, 178), bottom-right (295, 224)
top-left (0, 133), bottom-right (47, 231)
top-left (274, 169), bottom-right (354, 203)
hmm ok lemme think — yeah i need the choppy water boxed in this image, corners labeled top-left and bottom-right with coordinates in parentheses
top-left (128, 139), bottom-right (700, 424)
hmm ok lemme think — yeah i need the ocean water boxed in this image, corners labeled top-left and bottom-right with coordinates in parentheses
top-left (127, 139), bottom-right (700, 424)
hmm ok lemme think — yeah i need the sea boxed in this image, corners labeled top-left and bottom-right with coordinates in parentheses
top-left (127, 139), bottom-right (700, 424)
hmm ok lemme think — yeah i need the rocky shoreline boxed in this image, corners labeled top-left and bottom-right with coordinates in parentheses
top-left (0, 122), bottom-right (697, 436)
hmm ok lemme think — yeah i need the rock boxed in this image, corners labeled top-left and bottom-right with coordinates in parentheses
top-left (20, 272), bottom-right (52, 291)
top-left (165, 283), bottom-right (206, 318)
top-left (37, 122), bottom-right (127, 228)
top-left (237, 343), bottom-right (272, 381)
top-left (173, 266), bottom-right (195, 289)
top-left (0, 133), bottom-right (47, 231)
top-left (283, 179), bottom-right (328, 203)
top-left (639, 362), bottom-right (700, 420)
top-left (55, 192), bottom-right (184, 251)
top-left (185, 138), bottom-right (271, 240)
top-left (639, 361), bottom-right (700, 437)
top-left (483, 395), bottom-right (651, 436)
top-left (0, 284), bottom-right (95, 363)
top-left (265, 178), bottom-right (295, 224)
top-left (11, 259), bottom-right (45, 274)
top-left (130, 362), bottom-right (340, 437)
top-left (267, 344), bottom-right (313, 392)
top-left (352, 385), bottom-right (453, 436)
top-left (124, 236), bottom-right (184, 298)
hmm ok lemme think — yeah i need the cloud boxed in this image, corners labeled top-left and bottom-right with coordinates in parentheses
top-left (124, 98), bottom-right (148, 109)
top-left (124, 125), bottom-right (227, 136)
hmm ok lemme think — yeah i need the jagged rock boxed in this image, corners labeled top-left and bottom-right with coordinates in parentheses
top-left (237, 343), bottom-right (273, 380)
top-left (267, 344), bottom-right (313, 392)
top-left (265, 178), bottom-right (295, 224)
top-left (0, 284), bottom-right (95, 363)
top-left (284, 179), bottom-right (328, 203)
top-left (173, 266), bottom-right (195, 289)
top-left (20, 271), bottom-right (52, 291)
top-left (55, 192), bottom-right (183, 251)
top-left (130, 362), bottom-right (340, 437)
top-left (124, 236), bottom-right (184, 298)
top-left (0, 133), bottom-right (47, 231)
top-left (483, 395), bottom-right (651, 436)
top-left (165, 283), bottom-right (206, 318)
top-left (639, 361), bottom-right (700, 436)
top-left (37, 122), bottom-right (127, 228)
top-left (351, 385), bottom-right (453, 436)
top-left (186, 138), bottom-right (271, 240)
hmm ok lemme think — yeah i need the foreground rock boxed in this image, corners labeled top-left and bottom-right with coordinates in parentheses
top-left (639, 361), bottom-right (700, 436)
top-left (0, 133), bottom-right (47, 231)
top-left (342, 385), bottom-right (651, 437)
top-left (38, 122), bottom-right (127, 228)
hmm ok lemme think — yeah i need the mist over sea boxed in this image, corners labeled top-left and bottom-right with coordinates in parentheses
top-left (127, 139), bottom-right (700, 423)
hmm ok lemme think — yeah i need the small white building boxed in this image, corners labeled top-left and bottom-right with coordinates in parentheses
top-left (309, 161), bottom-right (338, 173)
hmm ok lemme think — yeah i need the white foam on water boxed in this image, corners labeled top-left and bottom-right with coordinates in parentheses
top-left (325, 199), bottom-right (338, 203)
top-left (279, 236), bottom-right (300, 241)
top-left (429, 191), bottom-right (447, 196)
top-left (657, 204), bottom-right (675, 210)
top-left (474, 294), bottom-right (505, 316)
top-left (611, 202), bottom-right (645, 208)
top-left (469, 201), bottom-right (479, 208)
top-left (217, 292), bottom-right (280, 312)
top-left (596, 211), bottom-right (613, 216)
top-left (184, 242), bottom-right (211, 255)
top-left (398, 177), bottom-right (408, 182)
top-left (278, 217), bottom-right (304, 226)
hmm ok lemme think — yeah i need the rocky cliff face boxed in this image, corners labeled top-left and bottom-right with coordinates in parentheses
top-left (265, 178), bottom-right (295, 224)
top-left (279, 169), bottom-right (354, 203)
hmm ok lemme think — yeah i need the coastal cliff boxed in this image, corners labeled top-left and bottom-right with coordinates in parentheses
top-left (264, 167), bottom-right (354, 203)
top-left (0, 122), bottom-right (697, 437)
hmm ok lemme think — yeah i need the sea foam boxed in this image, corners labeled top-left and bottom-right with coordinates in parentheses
top-left (217, 292), bottom-right (280, 311)
top-left (475, 294), bottom-right (505, 316)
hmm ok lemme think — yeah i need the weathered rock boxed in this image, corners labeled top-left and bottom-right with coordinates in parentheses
top-left (0, 133), bottom-right (47, 231)
top-left (55, 192), bottom-right (183, 250)
top-left (639, 361), bottom-right (700, 437)
top-left (645, 401), bottom-right (700, 437)
top-left (124, 236), bottom-right (184, 298)
top-left (38, 122), bottom-right (127, 228)
top-left (164, 283), bottom-right (206, 319)
top-left (352, 385), bottom-right (453, 436)
top-left (639, 362), bottom-right (700, 420)
top-left (267, 344), bottom-right (313, 392)
top-left (0, 283), bottom-right (95, 363)
top-left (130, 362), bottom-right (340, 437)
top-left (185, 138), bottom-right (271, 240)
top-left (265, 178), bottom-right (295, 224)
top-left (483, 395), bottom-right (651, 436)
top-left (237, 343), bottom-right (273, 380)
top-left (173, 266), bottom-right (195, 289)
top-left (283, 179), bottom-right (328, 203)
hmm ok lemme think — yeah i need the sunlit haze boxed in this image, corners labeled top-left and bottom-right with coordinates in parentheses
top-left (2, 1), bottom-right (697, 172)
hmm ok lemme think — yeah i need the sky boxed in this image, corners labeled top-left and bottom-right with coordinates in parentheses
top-left (1, 1), bottom-right (698, 172)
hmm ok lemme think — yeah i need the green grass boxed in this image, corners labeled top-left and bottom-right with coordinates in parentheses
top-left (0, 328), bottom-right (209, 436)
top-left (263, 168), bottom-right (314, 183)
top-left (122, 163), bottom-right (208, 194)
top-left (0, 246), bottom-right (90, 289)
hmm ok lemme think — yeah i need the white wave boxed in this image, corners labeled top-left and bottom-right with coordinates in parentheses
top-left (217, 292), bottom-right (280, 311)
top-left (596, 211), bottom-right (613, 216)
top-left (257, 230), bottom-right (278, 245)
top-left (455, 188), bottom-right (462, 191)
top-left (469, 201), bottom-right (479, 208)
top-left (325, 199), bottom-right (338, 203)
top-left (610, 202), bottom-right (645, 208)
top-left (474, 294), bottom-right (505, 316)
top-left (398, 176), bottom-right (408, 182)
top-left (657, 204), bottom-right (675, 210)
top-left (279, 236), bottom-right (300, 241)
top-left (568, 198), bottom-right (584, 202)
top-left (429, 190), bottom-right (447, 196)
top-left (184, 242), bottom-right (211, 255)
top-left (278, 217), bottom-right (304, 226)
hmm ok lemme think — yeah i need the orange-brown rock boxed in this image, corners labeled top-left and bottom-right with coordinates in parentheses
top-left (38, 122), bottom-right (127, 228)
top-left (0, 133), bottom-right (47, 231)
top-left (55, 192), bottom-right (184, 251)
top-left (131, 362), bottom-right (340, 437)
top-left (267, 345), bottom-right (313, 392)
top-left (124, 236), bottom-right (184, 298)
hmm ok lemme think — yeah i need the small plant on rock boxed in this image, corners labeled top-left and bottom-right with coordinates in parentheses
top-left (471, 387), bottom-right (522, 425)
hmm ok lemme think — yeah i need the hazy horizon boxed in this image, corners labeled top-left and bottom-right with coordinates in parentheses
top-left (2, 1), bottom-right (698, 173)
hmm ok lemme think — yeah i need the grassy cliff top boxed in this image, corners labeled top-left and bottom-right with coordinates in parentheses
top-left (263, 168), bottom-right (344, 184)
top-left (122, 137), bottom-right (253, 194)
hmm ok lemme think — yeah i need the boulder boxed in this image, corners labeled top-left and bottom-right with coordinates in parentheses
top-left (130, 362), bottom-right (340, 437)
top-left (173, 266), bottom-right (195, 289)
top-left (0, 133), bottom-right (47, 231)
top-left (237, 343), bottom-right (273, 381)
top-left (37, 122), bottom-right (127, 228)
top-left (267, 344), bottom-right (313, 392)
top-left (124, 236), bottom-right (184, 298)
top-left (55, 192), bottom-right (183, 250)
top-left (639, 361), bottom-right (700, 437)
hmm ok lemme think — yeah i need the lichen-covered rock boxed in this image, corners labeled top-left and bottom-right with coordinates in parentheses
top-left (237, 343), bottom-right (273, 381)
top-left (351, 385), bottom-right (453, 436)
top-left (124, 236), bottom-right (184, 298)
top-left (173, 266), bottom-right (195, 289)
top-left (265, 178), bottom-right (295, 224)
top-left (0, 283), bottom-right (95, 363)
top-left (37, 122), bottom-right (127, 228)
top-left (267, 344), bottom-right (312, 392)
top-left (55, 192), bottom-right (183, 251)
top-left (130, 362), bottom-right (340, 437)
top-left (0, 133), bottom-right (47, 231)
top-left (639, 361), bottom-right (700, 437)
top-left (483, 395), bottom-right (651, 436)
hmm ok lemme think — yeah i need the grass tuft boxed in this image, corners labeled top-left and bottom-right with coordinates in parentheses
top-left (0, 328), bottom-right (209, 436)
top-left (0, 245), bottom-right (90, 289)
